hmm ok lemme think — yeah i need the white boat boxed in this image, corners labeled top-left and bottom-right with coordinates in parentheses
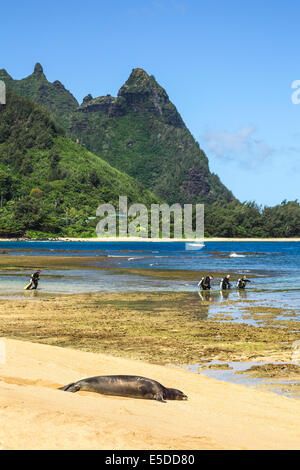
top-left (185, 242), bottom-right (206, 250)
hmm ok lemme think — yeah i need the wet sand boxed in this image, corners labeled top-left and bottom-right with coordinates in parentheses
top-left (0, 338), bottom-right (300, 450)
top-left (0, 292), bottom-right (297, 365)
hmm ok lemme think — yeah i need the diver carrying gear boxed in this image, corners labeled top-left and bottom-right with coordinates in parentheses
top-left (237, 276), bottom-right (251, 289)
top-left (24, 270), bottom-right (41, 290)
top-left (198, 275), bottom-right (213, 290)
top-left (220, 275), bottom-right (232, 290)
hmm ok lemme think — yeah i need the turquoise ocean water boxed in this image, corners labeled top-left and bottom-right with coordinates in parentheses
top-left (0, 240), bottom-right (299, 298)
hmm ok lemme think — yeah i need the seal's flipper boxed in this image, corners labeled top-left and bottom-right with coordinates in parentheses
top-left (154, 392), bottom-right (166, 403)
top-left (59, 382), bottom-right (80, 392)
top-left (59, 382), bottom-right (74, 391)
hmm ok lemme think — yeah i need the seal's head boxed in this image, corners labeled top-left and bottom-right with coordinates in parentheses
top-left (165, 388), bottom-right (188, 400)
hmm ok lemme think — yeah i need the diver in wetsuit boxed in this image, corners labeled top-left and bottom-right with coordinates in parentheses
top-left (198, 275), bottom-right (214, 290)
top-left (220, 275), bottom-right (232, 290)
top-left (30, 270), bottom-right (41, 290)
top-left (237, 275), bottom-right (251, 289)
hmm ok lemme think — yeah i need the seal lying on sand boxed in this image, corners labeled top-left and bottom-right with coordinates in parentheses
top-left (59, 375), bottom-right (188, 403)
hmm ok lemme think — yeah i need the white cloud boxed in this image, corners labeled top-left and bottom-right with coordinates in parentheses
top-left (202, 126), bottom-right (274, 169)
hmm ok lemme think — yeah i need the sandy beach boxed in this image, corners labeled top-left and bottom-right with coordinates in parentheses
top-left (0, 338), bottom-right (300, 450)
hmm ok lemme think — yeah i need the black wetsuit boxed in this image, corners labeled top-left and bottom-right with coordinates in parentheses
top-left (31, 272), bottom-right (40, 290)
top-left (199, 276), bottom-right (212, 290)
top-left (220, 277), bottom-right (232, 290)
top-left (237, 278), bottom-right (251, 289)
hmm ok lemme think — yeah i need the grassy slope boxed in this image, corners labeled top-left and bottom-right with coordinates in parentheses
top-left (0, 90), bottom-right (162, 237)
top-left (71, 107), bottom-right (234, 205)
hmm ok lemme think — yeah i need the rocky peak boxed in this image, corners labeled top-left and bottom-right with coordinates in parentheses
top-left (118, 68), bottom-right (166, 98)
top-left (0, 64), bottom-right (78, 128)
top-left (53, 80), bottom-right (66, 90)
top-left (121, 68), bottom-right (154, 86)
top-left (82, 94), bottom-right (93, 104)
top-left (118, 68), bottom-right (184, 127)
top-left (0, 69), bottom-right (13, 91)
top-left (0, 69), bottom-right (12, 80)
top-left (33, 63), bottom-right (44, 75)
top-left (78, 94), bottom-right (123, 117)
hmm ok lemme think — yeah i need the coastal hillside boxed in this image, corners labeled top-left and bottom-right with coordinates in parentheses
top-left (1, 65), bottom-right (300, 238)
top-left (0, 64), bottom-right (78, 129)
top-left (0, 90), bottom-right (162, 238)
top-left (1, 64), bottom-right (235, 205)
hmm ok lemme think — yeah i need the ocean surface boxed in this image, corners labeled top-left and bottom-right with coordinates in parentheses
top-left (0, 240), bottom-right (300, 299)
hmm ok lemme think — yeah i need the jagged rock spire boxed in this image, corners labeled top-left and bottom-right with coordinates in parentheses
top-left (117, 68), bottom-right (184, 127)
top-left (34, 63), bottom-right (44, 74)
top-left (118, 68), bottom-right (161, 96)
top-left (82, 94), bottom-right (93, 104)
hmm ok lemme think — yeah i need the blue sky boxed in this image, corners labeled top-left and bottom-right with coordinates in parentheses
top-left (2, 0), bottom-right (300, 206)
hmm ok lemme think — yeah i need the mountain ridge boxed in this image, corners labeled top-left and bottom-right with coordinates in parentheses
top-left (0, 63), bottom-right (236, 205)
top-left (0, 64), bottom-right (78, 129)
top-left (1, 65), bottom-right (300, 238)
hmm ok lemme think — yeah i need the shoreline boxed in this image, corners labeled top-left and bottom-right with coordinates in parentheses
top-left (0, 237), bottom-right (300, 242)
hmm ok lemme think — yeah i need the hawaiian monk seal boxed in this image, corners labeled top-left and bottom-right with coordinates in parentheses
top-left (59, 375), bottom-right (188, 403)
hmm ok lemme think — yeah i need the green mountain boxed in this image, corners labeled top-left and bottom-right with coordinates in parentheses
top-left (1, 66), bottom-right (300, 238)
top-left (70, 68), bottom-right (235, 205)
top-left (0, 63), bottom-right (78, 129)
top-left (1, 64), bottom-right (235, 205)
top-left (0, 90), bottom-right (162, 237)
